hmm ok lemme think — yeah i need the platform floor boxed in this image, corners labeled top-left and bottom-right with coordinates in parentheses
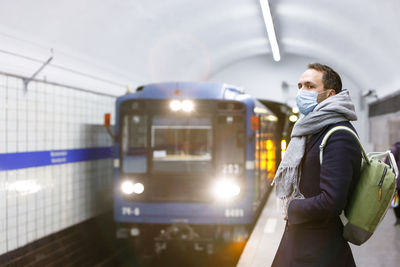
top-left (237, 190), bottom-right (400, 267)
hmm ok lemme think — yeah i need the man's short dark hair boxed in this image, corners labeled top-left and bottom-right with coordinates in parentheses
top-left (308, 63), bottom-right (342, 94)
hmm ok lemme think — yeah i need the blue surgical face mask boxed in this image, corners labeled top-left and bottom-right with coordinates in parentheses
top-left (296, 89), bottom-right (318, 115)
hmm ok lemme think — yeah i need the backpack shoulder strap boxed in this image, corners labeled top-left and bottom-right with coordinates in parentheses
top-left (319, 125), bottom-right (369, 165)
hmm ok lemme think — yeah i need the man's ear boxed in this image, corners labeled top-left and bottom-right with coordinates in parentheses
top-left (329, 89), bottom-right (336, 97)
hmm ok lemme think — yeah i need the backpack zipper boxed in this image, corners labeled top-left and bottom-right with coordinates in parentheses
top-left (378, 166), bottom-right (387, 201)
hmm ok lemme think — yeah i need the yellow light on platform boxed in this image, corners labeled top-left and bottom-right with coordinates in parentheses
top-left (281, 140), bottom-right (287, 150)
top-left (267, 161), bottom-right (274, 171)
top-left (266, 139), bottom-right (273, 150)
top-left (281, 139), bottom-right (287, 160)
top-left (289, 115), bottom-right (298, 122)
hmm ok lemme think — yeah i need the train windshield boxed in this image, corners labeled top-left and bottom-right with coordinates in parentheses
top-left (122, 114), bottom-right (148, 174)
top-left (151, 115), bottom-right (212, 173)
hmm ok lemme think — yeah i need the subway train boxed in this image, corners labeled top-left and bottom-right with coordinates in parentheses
top-left (106, 82), bottom-right (292, 254)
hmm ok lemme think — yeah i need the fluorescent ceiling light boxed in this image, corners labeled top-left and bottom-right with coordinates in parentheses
top-left (260, 0), bottom-right (281, 61)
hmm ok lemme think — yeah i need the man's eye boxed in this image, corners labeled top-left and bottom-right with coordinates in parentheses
top-left (308, 85), bottom-right (313, 88)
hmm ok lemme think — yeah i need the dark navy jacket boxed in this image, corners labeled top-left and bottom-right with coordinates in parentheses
top-left (272, 121), bottom-right (361, 267)
top-left (388, 142), bottom-right (400, 189)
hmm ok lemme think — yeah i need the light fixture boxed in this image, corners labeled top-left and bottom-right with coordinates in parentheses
top-left (260, 0), bottom-right (280, 61)
top-left (289, 114), bottom-right (298, 122)
top-left (267, 115), bottom-right (278, 122)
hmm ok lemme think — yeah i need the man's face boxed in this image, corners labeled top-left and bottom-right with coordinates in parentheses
top-left (298, 68), bottom-right (335, 103)
top-left (298, 68), bottom-right (325, 93)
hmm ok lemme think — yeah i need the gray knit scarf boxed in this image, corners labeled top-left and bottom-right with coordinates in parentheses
top-left (272, 89), bottom-right (357, 217)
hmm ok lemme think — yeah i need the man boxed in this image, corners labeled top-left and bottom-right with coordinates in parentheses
top-left (388, 142), bottom-right (400, 225)
top-left (272, 63), bottom-right (361, 266)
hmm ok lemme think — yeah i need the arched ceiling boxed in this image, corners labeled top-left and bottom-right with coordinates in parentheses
top-left (0, 0), bottom-right (399, 99)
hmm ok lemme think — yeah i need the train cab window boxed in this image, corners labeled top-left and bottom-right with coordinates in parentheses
top-left (121, 115), bottom-right (147, 173)
top-left (216, 115), bottom-right (245, 175)
top-left (151, 115), bottom-right (212, 173)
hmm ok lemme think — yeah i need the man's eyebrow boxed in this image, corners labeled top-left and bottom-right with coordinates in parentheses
top-left (304, 81), bottom-right (316, 86)
top-left (298, 81), bottom-right (315, 88)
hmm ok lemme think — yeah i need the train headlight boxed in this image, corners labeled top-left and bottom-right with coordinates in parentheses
top-left (121, 181), bottom-right (145, 195)
top-left (170, 100), bottom-right (182, 111)
top-left (121, 181), bottom-right (135, 195)
top-left (212, 178), bottom-right (241, 201)
top-left (181, 100), bottom-right (194, 112)
top-left (133, 183), bottom-right (144, 194)
top-left (169, 100), bottom-right (194, 112)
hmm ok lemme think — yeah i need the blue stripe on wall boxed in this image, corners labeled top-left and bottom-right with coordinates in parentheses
top-left (0, 147), bottom-right (113, 171)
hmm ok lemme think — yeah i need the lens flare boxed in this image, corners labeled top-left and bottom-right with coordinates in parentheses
top-left (212, 178), bottom-right (241, 201)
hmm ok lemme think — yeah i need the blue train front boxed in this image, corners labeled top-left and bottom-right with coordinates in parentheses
top-left (112, 82), bottom-right (279, 253)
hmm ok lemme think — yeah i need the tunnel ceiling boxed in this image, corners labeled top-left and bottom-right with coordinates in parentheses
top-left (0, 0), bottom-right (399, 97)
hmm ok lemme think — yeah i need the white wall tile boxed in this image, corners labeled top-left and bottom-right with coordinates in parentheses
top-left (6, 142), bottom-right (17, 153)
top-left (7, 206), bottom-right (17, 219)
top-left (0, 238), bottom-right (6, 255)
top-left (1, 73), bottom-right (115, 255)
top-left (0, 207), bottom-right (5, 233)
top-left (17, 224), bottom-right (27, 246)
top-left (0, 141), bottom-right (5, 154)
top-left (36, 208), bottom-right (45, 228)
top-left (27, 216), bottom-right (35, 233)
top-left (6, 224), bottom-right (17, 240)
top-left (7, 238), bottom-right (17, 251)
top-left (27, 231), bottom-right (36, 243)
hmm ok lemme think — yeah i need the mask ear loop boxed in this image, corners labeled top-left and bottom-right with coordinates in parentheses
top-left (329, 89), bottom-right (336, 96)
top-left (317, 89), bottom-right (332, 103)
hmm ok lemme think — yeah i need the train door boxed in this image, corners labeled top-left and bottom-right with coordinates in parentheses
top-left (215, 114), bottom-right (246, 177)
top-left (253, 115), bottom-right (262, 202)
top-left (260, 117), bottom-right (277, 184)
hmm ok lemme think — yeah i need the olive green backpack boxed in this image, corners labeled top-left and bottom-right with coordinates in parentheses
top-left (320, 126), bottom-right (398, 245)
